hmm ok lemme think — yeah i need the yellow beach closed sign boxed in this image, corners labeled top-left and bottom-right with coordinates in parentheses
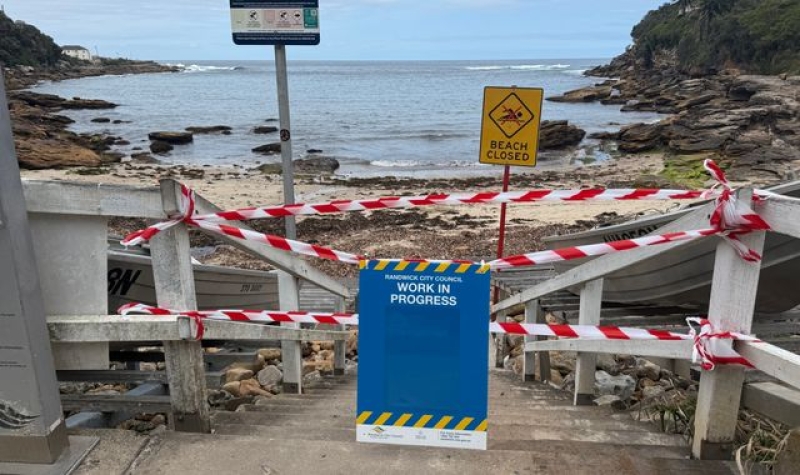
top-left (479, 86), bottom-right (544, 167)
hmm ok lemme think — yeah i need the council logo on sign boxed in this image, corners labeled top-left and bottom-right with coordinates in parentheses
top-left (489, 93), bottom-right (534, 139)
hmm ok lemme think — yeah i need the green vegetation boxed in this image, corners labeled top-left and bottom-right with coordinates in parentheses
top-left (659, 154), bottom-right (715, 188)
top-left (632, 0), bottom-right (800, 74)
top-left (0, 11), bottom-right (62, 67)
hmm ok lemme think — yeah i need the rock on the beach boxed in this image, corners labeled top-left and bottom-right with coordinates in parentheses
top-left (546, 84), bottom-right (614, 103)
top-left (63, 97), bottom-right (118, 110)
top-left (256, 366), bottom-right (283, 388)
top-left (252, 142), bottom-right (281, 155)
top-left (253, 125), bottom-right (278, 134)
top-left (91, 117), bottom-right (111, 123)
top-left (255, 163), bottom-right (283, 175)
top-left (294, 156), bottom-right (340, 174)
top-left (258, 348), bottom-right (282, 362)
top-left (239, 378), bottom-right (271, 397)
top-left (617, 122), bottom-right (666, 153)
top-left (594, 370), bottom-right (636, 400)
top-left (185, 125), bottom-right (232, 135)
top-left (10, 91), bottom-right (118, 110)
top-left (538, 120), bottom-right (586, 149)
top-left (641, 385), bottom-right (665, 399)
top-left (150, 140), bottom-right (173, 155)
top-left (635, 359), bottom-right (661, 381)
top-left (347, 330), bottom-right (358, 356)
top-left (131, 152), bottom-right (161, 164)
top-left (16, 139), bottom-right (102, 169)
top-left (594, 395), bottom-right (627, 410)
top-left (207, 389), bottom-right (234, 407)
top-left (222, 381), bottom-right (242, 397)
top-left (225, 367), bottom-right (254, 383)
top-left (148, 131), bottom-right (194, 144)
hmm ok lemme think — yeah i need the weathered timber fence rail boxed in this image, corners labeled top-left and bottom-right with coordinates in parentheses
top-left (23, 178), bottom-right (351, 433)
top-left (493, 189), bottom-right (800, 460)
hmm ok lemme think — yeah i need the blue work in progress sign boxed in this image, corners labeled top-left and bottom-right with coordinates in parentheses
top-left (356, 260), bottom-right (490, 450)
top-left (230, 1), bottom-right (320, 46)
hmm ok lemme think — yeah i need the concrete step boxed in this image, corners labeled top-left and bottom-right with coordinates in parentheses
top-left (212, 410), bottom-right (660, 439)
top-left (214, 411), bottom-right (659, 433)
top-left (227, 402), bottom-right (628, 419)
top-left (130, 432), bottom-right (734, 475)
top-left (213, 417), bottom-right (683, 447)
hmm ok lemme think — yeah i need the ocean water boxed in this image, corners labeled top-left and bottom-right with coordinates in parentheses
top-left (32, 60), bottom-right (662, 177)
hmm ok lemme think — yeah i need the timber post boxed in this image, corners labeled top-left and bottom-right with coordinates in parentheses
top-left (523, 299), bottom-right (549, 382)
top-left (151, 179), bottom-right (210, 433)
top-left (333, 296), bottom-right (347, 376)
top-left (279, 272), bottom-right (303, 393)
top-left (692, 188), bottom-right (765, 459)
top-left (574, 278), bottom-right (603, 405)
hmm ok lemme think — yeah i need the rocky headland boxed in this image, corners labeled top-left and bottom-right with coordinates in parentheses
top-left (548, 55), bottom-right (800, 185)
top-left (547, 0), bottom-right (800, 187)
top-left (4, 60), bottom-right (179, 169)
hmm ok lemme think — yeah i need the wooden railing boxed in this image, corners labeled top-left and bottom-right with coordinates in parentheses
top-left (24, 178), bottom-right (351, 432)
top-left (493, 189), bottom-right (800, 459)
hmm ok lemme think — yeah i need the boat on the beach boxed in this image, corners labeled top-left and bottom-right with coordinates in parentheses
top-left (107, 240), bottom-right (279, 314)
top-left (543, 181), bottom-right (800, 314)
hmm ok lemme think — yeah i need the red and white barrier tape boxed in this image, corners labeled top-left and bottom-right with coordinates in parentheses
top-left (120, 304), bottom-right (756, 370)
top-left (191, 188), bottom-right (707, 224)
top-left (119, 303), bottom-right (357, 325)
top-left (703, 160), bottom-right (771, 261)
top-left (489, 228), bottom-right (718, 270)
top-left (121, 160), bottom-right (771, 268)
top-left (687, 317), bottom-right (757, 370)
top-left (123, 186), bottom-right (709, 246)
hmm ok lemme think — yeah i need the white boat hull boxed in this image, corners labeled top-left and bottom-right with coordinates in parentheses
top-left (107, 251), bottom-right (279, 313)
top-left (544, 182), bottom-right (800, 313)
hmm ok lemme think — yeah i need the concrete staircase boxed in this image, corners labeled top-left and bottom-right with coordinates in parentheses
top-left (128, 368), bottom-right (736, 475)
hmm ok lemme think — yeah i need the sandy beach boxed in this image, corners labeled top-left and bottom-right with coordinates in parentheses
top-left (21, 152), bottom-right (689, 278)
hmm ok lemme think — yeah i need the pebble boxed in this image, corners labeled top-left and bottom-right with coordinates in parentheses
top-left (258, 348), bottom-right (282, 361)
top-left (257, 366), bottom-right (283, 388)
top-left (594, 370), bottom-right (636, 400)
top-left (225, 367), bottom-right (254, 383)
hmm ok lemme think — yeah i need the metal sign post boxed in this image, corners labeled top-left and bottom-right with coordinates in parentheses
top-left (230, 0), bottom-right (320, 393)
top-left (479, 86), bottom-right (544, 306)
top-left (0, 71), bottom-right (97, 471)
top-left (274, 43), bottom-right (296, 238)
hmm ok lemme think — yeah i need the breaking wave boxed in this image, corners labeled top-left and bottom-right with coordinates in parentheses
top-left (172, 64), bottom-right (245, 73)
top-left (465, 64), bottom-right (571, 71)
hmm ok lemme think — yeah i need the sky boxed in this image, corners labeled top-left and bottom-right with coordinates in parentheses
top-left (1, 1), bottom-right (668, 61)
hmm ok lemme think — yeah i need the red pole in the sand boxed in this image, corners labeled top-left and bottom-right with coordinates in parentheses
top-left (492, 165), bottom-right (511, 317)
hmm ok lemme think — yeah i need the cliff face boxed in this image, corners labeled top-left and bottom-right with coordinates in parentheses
top-left (0, 11), bottom-right (62, 67)
top-left (608, 0), bottom-right (800, 76)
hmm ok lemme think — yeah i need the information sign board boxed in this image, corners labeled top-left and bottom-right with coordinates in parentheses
top-left (230, 0), bottom-right (320, 45)
top-left (356, 260), bottom-right (490, 450)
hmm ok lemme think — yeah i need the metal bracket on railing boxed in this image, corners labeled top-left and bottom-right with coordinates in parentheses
top-left (177, 316), bottom-right (194, 340)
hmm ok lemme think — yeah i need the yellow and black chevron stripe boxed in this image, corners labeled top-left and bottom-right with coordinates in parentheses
top-left (359, 259), bottom-right (490, 274)
top-left (356, 411), bottom-right (487, 432)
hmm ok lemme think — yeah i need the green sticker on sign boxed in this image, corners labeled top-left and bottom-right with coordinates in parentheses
top-left (304, 8), bottom-right (319, 28)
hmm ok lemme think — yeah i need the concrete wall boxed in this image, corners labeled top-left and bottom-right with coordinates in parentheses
top-left (29, 213), bottom-right (109, 370)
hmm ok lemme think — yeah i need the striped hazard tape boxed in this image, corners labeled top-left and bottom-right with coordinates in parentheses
top-left (121, 303), bottom-right (758, 371)
top-left (356, 411), bottom-right (487, 432)
top-left (360, 259), bottom-right (491, 274)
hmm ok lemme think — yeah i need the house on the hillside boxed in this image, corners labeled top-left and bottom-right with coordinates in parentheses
top-left (61, 45), bottom-right (92, 61)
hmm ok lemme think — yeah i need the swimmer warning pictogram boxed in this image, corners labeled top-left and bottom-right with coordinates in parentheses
top-left (479, 86), bottom-right (544, 167)
top-left (489, 93), bottom-right (534, 138)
